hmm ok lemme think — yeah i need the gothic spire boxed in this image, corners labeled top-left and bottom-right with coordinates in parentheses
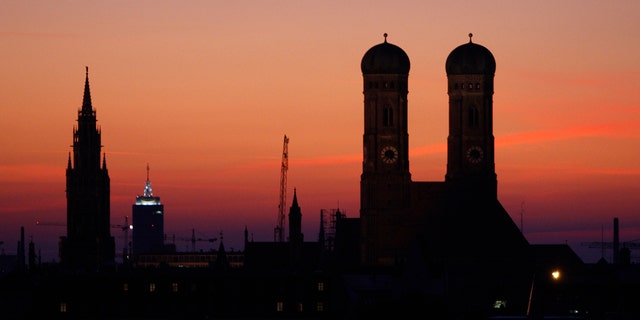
top-left (82, 66), bottom-right (93, 115)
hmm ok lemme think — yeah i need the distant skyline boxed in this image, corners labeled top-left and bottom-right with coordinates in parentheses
top-left (1, 1), bottom-right (639, 263)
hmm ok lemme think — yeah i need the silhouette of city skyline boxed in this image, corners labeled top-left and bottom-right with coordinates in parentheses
top-left (1, 34), bottom-right (640, 319)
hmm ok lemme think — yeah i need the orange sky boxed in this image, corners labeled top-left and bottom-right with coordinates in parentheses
top-left (1, 1), bottom-right (639, 263)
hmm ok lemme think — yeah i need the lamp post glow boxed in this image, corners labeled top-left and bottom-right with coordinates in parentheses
top-left (527, 268), bottom-right (562, 317)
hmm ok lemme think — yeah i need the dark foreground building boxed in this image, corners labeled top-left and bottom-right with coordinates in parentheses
top-left (2, 35), bottom-right (640, 319)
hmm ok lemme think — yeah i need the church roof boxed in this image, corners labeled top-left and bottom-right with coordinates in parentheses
top-left (445, 33), bottom-right (496, 75)
top-left (361, 33), bottom-right (410, 74)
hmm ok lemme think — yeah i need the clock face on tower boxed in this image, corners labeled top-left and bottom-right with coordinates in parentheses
top-left (466, 146), bottom-right (484, 164)
top-left (380, 146), bottom-right (398, 164)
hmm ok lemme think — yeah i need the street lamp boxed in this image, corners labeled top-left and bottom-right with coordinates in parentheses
top-left (526, 268), bottom-right (562, 317)
top-left (551, 269), bottom-right (561, 281)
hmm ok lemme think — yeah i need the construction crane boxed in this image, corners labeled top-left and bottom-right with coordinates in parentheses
top-left (175, 229), bottom-right (217, 252)
top-left (112, 216), bottom-right (132, 259)
top-left (36, 216), bottom-right (132, 258)
top-left (581, 217), bottom-right (640, 264)
top-left (274, 134), bottom-right (289, 242)
top-left (36, 217), bottom-right (131, 233)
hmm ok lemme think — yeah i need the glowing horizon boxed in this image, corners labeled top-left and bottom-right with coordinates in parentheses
top-left (1, 1), bottom-right (639, 264)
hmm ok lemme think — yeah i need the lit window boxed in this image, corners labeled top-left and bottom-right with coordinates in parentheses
top-left (317, 282), bottom-right (324, 292)
top-left (149, 283), bottom-right (156, 292)
top-left (276, 301), bottom-right (284, 312)
top-left (60, 302), bottom-right (67, 313)
top-left (123, 283), bottom-right (129, 292)
top-left (171, 282), bottom-right (179, 292)
top-left (493, 299), bottom-right (507, 309)
top-left (317, 302), bottom-right (324, 312)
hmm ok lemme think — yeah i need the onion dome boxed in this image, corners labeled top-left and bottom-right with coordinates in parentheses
top-left (361, 33), bottom-right (410, 74)
top-left (446, 33), bottom-right (496, 75)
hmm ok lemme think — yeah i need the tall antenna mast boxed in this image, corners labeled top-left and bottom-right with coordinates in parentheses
top-left (143, 163), bottom-right (153, 197)
top-left (274, 135), bottom-right (289, 242)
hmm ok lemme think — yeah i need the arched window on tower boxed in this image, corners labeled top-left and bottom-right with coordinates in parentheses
top-left (383, 105), bottom-right (394, 127)
top-left (468, 107), bottom-right (479, 128)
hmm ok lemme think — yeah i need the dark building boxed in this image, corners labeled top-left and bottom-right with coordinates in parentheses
top-left (59, 67), bottom-right (115, 271)
top-left (244, 189), bottom-right (322, 273)
top-left (7, 35), bottom-right (640, 320)
top-left (358, 33), bottom-right (529, 267)
top-left (132, 164), bottom-right (165, 256)
top-left (341, 33), bottom-right (536, 317)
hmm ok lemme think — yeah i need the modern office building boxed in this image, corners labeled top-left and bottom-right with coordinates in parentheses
top-left (132, 164), bottom-right (165, 255)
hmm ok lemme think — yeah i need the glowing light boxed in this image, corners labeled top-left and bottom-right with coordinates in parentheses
top-left (551, 269), bottom-right (561, 280)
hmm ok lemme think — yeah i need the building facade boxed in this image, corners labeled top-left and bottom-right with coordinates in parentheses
top-left (60, 67), bottom-right (115, 271)
top-left (132, 164), bottom-right (165, 256)
top-left (359, 34), bottom-right (529, 268)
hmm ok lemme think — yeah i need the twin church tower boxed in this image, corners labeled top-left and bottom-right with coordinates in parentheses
top-left (359, 33), bottom-right (528, 268)
top-left (60, 34), bottom-right (528, 271)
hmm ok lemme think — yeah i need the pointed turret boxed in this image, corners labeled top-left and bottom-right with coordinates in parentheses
top-left (102, 153), bottom-right (108, 171)
top-left (291, 188), bottom-right (299, 208)
top-left (215, 232), bottom-right (229, 271)
top-left (288, 188), bottom-right (303, 244)
top-left (244, 225), bottom-right (249, 248)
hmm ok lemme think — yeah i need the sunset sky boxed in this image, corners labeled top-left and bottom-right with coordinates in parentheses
top-left (1, 1), bottom-right (639, 264)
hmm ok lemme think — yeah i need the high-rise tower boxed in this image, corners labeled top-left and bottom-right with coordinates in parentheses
top-left (359, 34), bottom-right (413, 266)
top-left (60, 67), bottom-right (115, 271)
top-left (132, 164), bottom-right (164, 255)
top-left (445, 33), bottom-right (498, 199)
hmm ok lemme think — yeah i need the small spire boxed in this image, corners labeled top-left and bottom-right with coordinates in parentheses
top-left (291, 188), bottom-right (299, 207)
top-left (383, 33), bottom-right (388, 43)
top-left (468, 33), bottom-right (473, 43)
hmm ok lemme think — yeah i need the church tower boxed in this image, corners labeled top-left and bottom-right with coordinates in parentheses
top-left (60, 67), bottom-right (115, 271)
top-left (445, 33), bottom-right (498, 199)
top-left (359, 34), bottom-right (412, 266)
top-left (288, 188), bottom-right (303, 245)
